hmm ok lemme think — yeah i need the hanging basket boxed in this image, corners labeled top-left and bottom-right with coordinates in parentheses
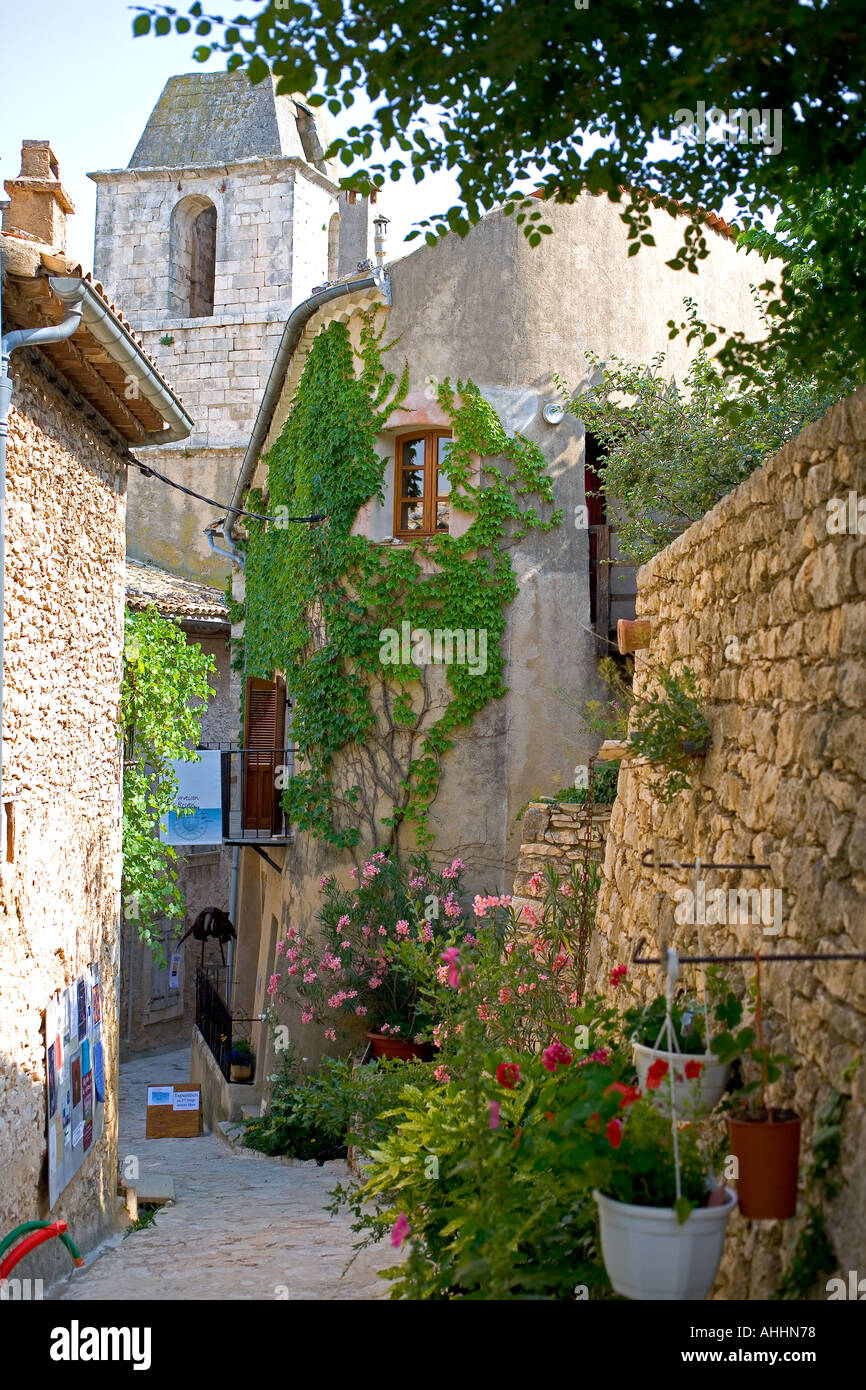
top-left (594, 1187), bottom-right (737, 1300)
top-left (727, 1109), bottom-right (801, 1219)
top-left (632, 1041), bottom-right (730, 1117)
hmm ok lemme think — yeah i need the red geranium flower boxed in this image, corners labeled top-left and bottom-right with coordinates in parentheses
top-left (684, 1059), bottom-right (703, 1081)
top-left (606, 1118), bottom-right (623, 1148)
top-left (646, 1058), bottom-right (670, 1090)
top-left (610, 964), bottom-right (628, 987)
top-left (496, 1062), bottom-right (522, 1090)
top-left (605, 1081), bottom-right (642, 1110)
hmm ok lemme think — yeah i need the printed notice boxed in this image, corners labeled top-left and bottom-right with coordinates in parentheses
top-left (147, 1086), bottom-right (174, 1106)
top-left (72, 1122), bottom-right (84, 1148)
top-left (172, 1091), bottom-right (200, 1112)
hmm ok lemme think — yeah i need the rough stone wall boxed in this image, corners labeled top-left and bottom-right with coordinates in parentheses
top-left (590, 387), bottom-right (866, 1299)
top-left (511, 801), bottom-right (612, 922)
top-left (0, 356), bottom-right (126, 1283)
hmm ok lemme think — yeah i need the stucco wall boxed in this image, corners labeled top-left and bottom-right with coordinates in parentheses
top-left (0, 356), bottom-right (126, 1283)
top-left (590, 386), bottom-right (866, 1298)
top-left (230, 192), bottom-right (782, 1074)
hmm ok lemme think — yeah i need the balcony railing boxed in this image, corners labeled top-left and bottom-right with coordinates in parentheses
top-left (198, 743), bottom-right (295, 843)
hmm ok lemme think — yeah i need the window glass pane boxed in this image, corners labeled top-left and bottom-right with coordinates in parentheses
top-left (437, 437), bottom-right (452, 495)
top-left (401, 501), bottom-right (425, 531)
top-left (436, 502), bottom-right (450, 531)
top-left (401, 438), bottom-right (425, 470)
top-left (400, 468), bottom-right (424, 499)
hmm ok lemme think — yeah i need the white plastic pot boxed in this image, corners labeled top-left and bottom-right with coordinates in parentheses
top-left (632, 1041), bottom-right (730, 1117)
top-left (594, 1187), bottom-right (737, 1300)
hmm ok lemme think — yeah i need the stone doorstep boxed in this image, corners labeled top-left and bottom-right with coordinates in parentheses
top-left (127, 1175), bottom-right (176, 1206)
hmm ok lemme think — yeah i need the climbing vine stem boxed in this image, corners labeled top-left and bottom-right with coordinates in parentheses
top-left (238, 311), bottom-right (561, 849)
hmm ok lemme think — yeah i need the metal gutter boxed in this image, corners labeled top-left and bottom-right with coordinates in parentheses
top-left (49, 277), bottom-right (194, 444)
top-left (216, 268), bottom-right (391, 566)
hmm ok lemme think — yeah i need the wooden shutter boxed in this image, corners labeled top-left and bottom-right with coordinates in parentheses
top-left (242, 676), bottom-right (287, 833)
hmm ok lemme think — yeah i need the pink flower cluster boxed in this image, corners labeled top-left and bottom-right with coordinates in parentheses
top-left (541, 1038), bottom-right (574, 1072)
top-left (395, 919), bottom-right (410, 937)
top-left (441, 947), bottom-right (461, 989)
top-left (473, 893), bottom-right (512, 918)
top-left (442, 857), bottom-right (465, 880)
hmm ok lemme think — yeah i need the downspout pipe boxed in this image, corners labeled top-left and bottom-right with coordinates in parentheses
top-left (0, 277), bottom-right (86, 807)
top-left (214, 268), bottom-right (391, 568)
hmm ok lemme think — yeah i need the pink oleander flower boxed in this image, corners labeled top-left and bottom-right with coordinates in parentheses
top-left (488, 1101), bottom-right (501, 1129)
top-left (324, 1028), bottom-right (337, 1043)
top-left (391, 1213), bottom-right (410, 1248)
top-left (378, 925), bottom-right (387, 936)
top-left (341, 941), bottom-right (351, 951)
top-left (418, 921), bottom-right (433, 943)
top-left (303, 970), bottom-right (317, 984)
top-left (527, 872), bottom-right (544, 897)
top-left (362, 926), bottom-right (371, 938)
top-left (286, 946), bottom-right (299, 963)
top-left (463, 933), bottom-right (478, 947)
top-left (337, 914), bottom-right (351, 931)
top-left (409, 874), bottom-right (426, 891)
top-left (434, 1066), bottom-right (450, 1082)
top-left (286, 964), bottom-right (298, 976)
top-left (349, 866), bottom-right (358, 879)
top-left (319, 875), bottom-right (332, 888)
top-left (395, 919), bottom-right (410, 937)
top-left (477, 1003), bottom-right (492, 1021)
top-left (542, 1039), bottom-right (574, 1073)
top-left (441, 946), bottom-right (461, 989)
top-left (362, 862), bottom-right (380, 880)
top-left (413, 1034), bottom-right (424, 1045)
top-left (560, 881), bottom-right (574, 898)
top-left (498, 987), bottom-right (513, 1005)
top-left (436, 964), bottom-right (449, 985)
top-left (522, 904), bottom-right (539, 927)
top-left (356, 1005), bottom-right (367, 1016)
top-left (368, 976), bottom-right (381, 989)
top-left (610, 964), bottom-right (628, 988)
top-left (301, 1009), bottom-right (314, 1024)
top-left (287, 927), bottom-right (298, 940)
top-left (275, 940), bottom-right (285, 955)
top-left (266, 974), bottom-right (280, 996)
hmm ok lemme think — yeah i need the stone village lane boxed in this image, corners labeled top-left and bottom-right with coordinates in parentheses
top-left (54, 1048), bottom-right (392, 1301)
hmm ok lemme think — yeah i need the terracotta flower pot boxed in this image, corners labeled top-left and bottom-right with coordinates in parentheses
top-left (366, 1031), bottom-right (427, 1061)
top-left (727, 1109), bottom-right (801, 1219)
top-left (230, 1063), bottom-right (252, 1082)
top-left (617, 618), bottom-right (652, 654)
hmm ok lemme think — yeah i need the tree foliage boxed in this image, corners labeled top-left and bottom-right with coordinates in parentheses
top-left (561, 299), bottom-right (843, 565)
top-left (121, 606), bottom-right (216, 952)
top-left (134, 1), bottom-right (866, 382)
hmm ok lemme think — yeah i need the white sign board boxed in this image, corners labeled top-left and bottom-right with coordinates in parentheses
top-left (160, 751), bottom-right (222, 845)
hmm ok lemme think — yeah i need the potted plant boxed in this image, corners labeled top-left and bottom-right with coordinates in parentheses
top-left (711, 965), bottom-right (800, 1219)
top-left (626, 992), bottom-right (731, 1117)
top-left (590, 1091), bottom-right (737, 1300)
top-left (230, 1038), bottom-right (254, 1083)
top-left (627, 665), bottom-right (711, 801)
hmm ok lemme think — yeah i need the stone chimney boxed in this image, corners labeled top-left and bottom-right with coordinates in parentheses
top-left (3, 141), bottom-right (74, 251)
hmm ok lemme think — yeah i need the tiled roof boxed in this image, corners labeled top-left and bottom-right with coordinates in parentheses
top-left (126, 560), bottom-right (228, 625)
top-left (1, 231), bottom-right (190, 442)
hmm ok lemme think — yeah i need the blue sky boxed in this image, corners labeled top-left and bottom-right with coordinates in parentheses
top-left (0, 0), bottom-right (460, 272)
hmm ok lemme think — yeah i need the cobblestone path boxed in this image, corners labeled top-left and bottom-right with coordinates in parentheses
top-left (56, 1048), bottom-right (391, 1301)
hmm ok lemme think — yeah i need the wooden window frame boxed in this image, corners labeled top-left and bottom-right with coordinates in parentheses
top-left (393, 430), bottom-right (452, 538)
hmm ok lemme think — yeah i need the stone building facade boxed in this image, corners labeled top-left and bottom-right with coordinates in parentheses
top-left (589, 386), bottom-right (866, 1299)
top-left (0, 142), bottom-right (191, 1284)
top-left (89, 71), bottom-right (380, 585)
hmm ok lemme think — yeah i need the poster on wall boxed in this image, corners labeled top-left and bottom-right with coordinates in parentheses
top-left (159, 751), bottom-right (222, 846)
top-left (46, 963), bottom-right (106, 1208)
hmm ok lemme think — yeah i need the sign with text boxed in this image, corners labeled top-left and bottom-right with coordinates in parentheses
top-left (160, 752), bottom-right (222, 845)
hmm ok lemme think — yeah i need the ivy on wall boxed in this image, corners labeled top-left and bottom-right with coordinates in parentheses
top-left (239, 311), bottom-right (562, 849)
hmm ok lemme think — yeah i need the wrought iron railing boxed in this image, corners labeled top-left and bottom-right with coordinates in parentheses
top-left (195, 968), bottom-right (233, 1080)
top-left (197, 743), bottom-right (295, 842)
